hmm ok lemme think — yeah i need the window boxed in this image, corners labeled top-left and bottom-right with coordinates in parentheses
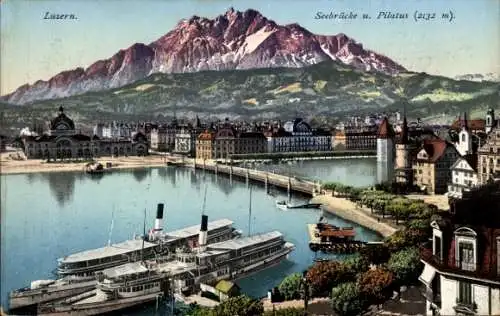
top-left (457, 241), bottom-right (475, 271)
top-left (434, 235), bottom-right (442, 260)
top-left (458, 281), bottom-right (472, 305)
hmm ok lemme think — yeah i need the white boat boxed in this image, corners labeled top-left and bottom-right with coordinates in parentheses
top-left (275, 200), bottom-right (289, 210)
top-left (9, 207), bottom-right (240, 311)
top-left (38, 230), bottom-right (295, 315)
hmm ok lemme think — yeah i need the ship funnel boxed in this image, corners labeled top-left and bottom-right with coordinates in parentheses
top-left (154, 203), bottom-right (164, 231)
top-left (198, 215), bottom-right (208, 247)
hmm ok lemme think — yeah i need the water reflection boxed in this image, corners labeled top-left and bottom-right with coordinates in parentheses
top-left (210, 173), bottom-right (234, 196)
top-left (25, 172), bottom-right (38, 184)
top-left (43, 172), bottom-right (81, 207)
top-left (157, 166), bottom-right (168, 178)
top-left (132, 168), bottom-right (152, 183)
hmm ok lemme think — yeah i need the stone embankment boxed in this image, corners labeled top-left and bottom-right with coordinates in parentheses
top-left (310, 194), bottom-right (398, 238)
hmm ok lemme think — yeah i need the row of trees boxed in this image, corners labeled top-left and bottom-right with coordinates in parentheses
top-left (322, 181), bottom-right (444, 226)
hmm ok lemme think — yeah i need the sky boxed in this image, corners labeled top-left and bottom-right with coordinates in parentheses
top-left (1, 0), bottom-right (499, 95)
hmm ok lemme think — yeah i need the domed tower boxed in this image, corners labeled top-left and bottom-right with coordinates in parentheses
top-left (395, 109), bottom-right (414, 185)
top-left (376, 117), bottom-right (395, 184)
top-left (49, 106), bottom-right (76, 136)
top-left (486, 108), bottom-right (496, 134)
top-left (456, 112), bottom-right (472, 156)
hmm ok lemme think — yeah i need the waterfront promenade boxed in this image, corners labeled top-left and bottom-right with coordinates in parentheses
top-left (0, 151), bottom-right (168, 175)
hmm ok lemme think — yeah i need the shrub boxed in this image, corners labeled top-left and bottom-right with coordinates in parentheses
top-left (278, 273), bottom-right (303, 300)
top-left (387, 247), bottom-right (423, 286)
top-left (331, 282), bottom-right (368, 316)
top-left (357, 268), bottom-right (395, 305)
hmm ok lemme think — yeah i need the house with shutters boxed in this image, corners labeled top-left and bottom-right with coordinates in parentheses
top-left (420, 180), bottom-right (500, 316)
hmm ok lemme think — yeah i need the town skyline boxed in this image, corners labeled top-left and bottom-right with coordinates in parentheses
top-left (1, 0), bottom-right (499, 95)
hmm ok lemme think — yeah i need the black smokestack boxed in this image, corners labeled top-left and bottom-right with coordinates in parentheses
top-left (156, 204), bottom-right (164, 219)
top-left (201, 215), bottom-right (208, 232)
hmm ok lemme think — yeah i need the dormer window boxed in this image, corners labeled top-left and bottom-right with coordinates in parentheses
top-left (454, 227), bottom-right (477, 272)
top-left (431, 221), bottom-right (443, 261)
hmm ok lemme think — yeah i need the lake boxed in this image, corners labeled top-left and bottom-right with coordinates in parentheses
top-left (0, 159), bottom-right (380, 311)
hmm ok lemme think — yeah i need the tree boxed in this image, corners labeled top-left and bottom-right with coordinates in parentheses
top-left (343, 254), bottom-right (369, 275)
top-left (385, 228), bottom-right (427, 252)
top-left (306, 261), bottom-right (355, 297)
top-left (278, 273), bottom-right (302, 300)
top-left (357, 268), bottom-right (395, 306)
top-left (330, 282), bottom-right (367, 316)
top-left (360, 243), bottom-right (390, 266)
top-left (387, 247), bottom-right (423, 286)
top-left (192, 295), bottom-right (264, 316)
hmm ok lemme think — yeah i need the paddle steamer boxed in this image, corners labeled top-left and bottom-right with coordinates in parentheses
top-left (9, 205), bottom-right (240, 311)
top-left (38, 220), bottom-right (294, 315)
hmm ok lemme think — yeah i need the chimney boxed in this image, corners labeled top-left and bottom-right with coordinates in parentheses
top-left (198, 215), bottom-right (208, 248)
top-left (154, 203), bottom-right (164, 231)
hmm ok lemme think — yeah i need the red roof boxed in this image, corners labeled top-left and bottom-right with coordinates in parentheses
top-left (451, 118), bottom-right (485, 131)
top-left (377, 117), bottom-right (395, 139)
top-left (197, 130), bottom-right (214, 141)
top-left (319, 229), bottom-right (356, 237)
top-left (418, 139), bottom-right (451, 163)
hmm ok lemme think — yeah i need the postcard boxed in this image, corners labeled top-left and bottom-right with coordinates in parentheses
top-left (0, 0), bottom-right (499, 315)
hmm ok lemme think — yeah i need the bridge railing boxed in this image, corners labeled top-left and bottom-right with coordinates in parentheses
top-left (193, 163), bottom-right (319, 194)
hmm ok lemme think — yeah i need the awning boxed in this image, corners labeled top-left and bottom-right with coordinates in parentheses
top-left (419, 263), bottom-right (436, 287)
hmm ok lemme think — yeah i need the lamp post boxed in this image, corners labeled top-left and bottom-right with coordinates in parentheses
top-left (300, 271), bottom-right (309, 315)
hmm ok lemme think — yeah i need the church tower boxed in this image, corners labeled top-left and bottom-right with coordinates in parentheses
top-left (456, 112), bottom-right (472, 156)
top-left (486, 108), bottom-right (496, 134)
top-left (376, 117), bottom-right (395, 184)
top-left (395, 108), bottom-right (414, 185)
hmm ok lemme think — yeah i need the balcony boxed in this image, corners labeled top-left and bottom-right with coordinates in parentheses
top-left (420, 244), bottom-right (500, 281)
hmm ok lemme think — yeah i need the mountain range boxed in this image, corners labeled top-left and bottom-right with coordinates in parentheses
top-left (1, 59), bottom-right (497, 132)
top-left (0, 8), bottom-right (498, 131)
top-left (2, 8), bottom-right (406, 105)
top-left (454, 73), bottom-right (499, 83)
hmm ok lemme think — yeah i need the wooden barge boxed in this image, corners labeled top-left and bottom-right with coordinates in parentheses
top-left (307, 221), bottom-right (366, 253)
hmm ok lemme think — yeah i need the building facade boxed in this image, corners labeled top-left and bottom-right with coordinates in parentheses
top-left (447, 155), bottom-right (479, 199)
top-left (478, 126), bottom-right (500, 184)
top-left (332, 130), bottom-right (346, 150)
top-left (413, 139), bottom-right (460, 194)
top-left (23, 107), bottom-right (148, 159)
top-left (150, 126), bottom-right (169, 152)
top-left (345, 125), bottom-right (378, 150)
top-left (174, 128), bottom-right (197, 156)
top-left (236, 132), bottom-right (267, 155)
top-left (267, 119), bottom-right (332, 153)
top-left (196, 130), bottom-right (215, 160)
top-left (420, 181), bottom-right (500, 316)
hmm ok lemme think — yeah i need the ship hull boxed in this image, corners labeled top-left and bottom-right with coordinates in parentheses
top-left (38, 292), bottom-right (162, 316)
top-left (232, 248), bottom-right (293, 281)
top-left (9, 281), bottom-right (97, 311)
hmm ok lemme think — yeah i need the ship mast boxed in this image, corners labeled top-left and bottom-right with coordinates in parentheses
top-left (202, 185), bottom-right (208, 215)
top-left (248, 185), bottom-right (253, 237)
top-left (141, 208), bottom-right (146, 263)
top-left (107, 204), bottom-right (115, 247)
